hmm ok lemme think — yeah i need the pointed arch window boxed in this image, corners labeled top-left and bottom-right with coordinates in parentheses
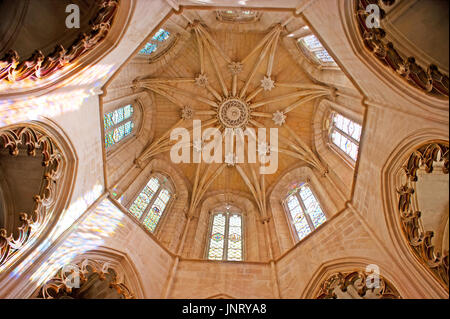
top-left (297, 34), bottom-right (336, 66)
top-left (284, 183), bottom-right (327, 241)
top-left (139, 28), bottom-right (171, 56)
top-left (216, 9), bottom-right (261, 23)
top-left (207, 210), bottom-right (243, 261)
top-left (103, 104), bottom-right (134, 149)
top-left (329, 111), bottom-right (362, 162)
top-left (128, 174), bottom-right (172, 233)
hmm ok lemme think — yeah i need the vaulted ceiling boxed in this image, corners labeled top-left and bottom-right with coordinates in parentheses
top-left (106, 8), bottom-right (343, 204)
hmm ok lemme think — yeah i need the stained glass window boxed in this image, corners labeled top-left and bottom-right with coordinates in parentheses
top-left (127, 175), bottom-right (172, 233)
top-left (298, 34), bottom-right (335, 65)
top-left (216, 9), bottom-right (260, 23)
top-left (143, 189), bottom-right (171, 232)
top-left (208, 213), bottom-right (226, 260)
top-left (330, 112), bottom-right (361, 161)
top-left (207, 211), bottom-right (243, 261)
top-left (139, 28), bottom-right (171, 55)
top-left (103, 104), bottom-right (135, 149)
top-left (285, 183), bottom-right (326, 242)
top-left (129, 177), bottom-right (159, 219)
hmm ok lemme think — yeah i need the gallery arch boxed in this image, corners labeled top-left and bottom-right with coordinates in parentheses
top-left (0, 122), bottom-right (75, 270)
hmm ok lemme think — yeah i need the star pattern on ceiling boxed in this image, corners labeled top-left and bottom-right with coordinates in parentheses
top-left (133, 20), bottom-right (333, 217)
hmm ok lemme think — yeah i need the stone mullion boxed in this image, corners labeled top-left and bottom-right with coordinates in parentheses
top-left (296, 191), bottom-right (315, 232)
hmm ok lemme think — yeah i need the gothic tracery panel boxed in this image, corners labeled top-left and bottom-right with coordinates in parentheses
top-left (396, 142), bottom-right (449, 288)
top-left (38, 259), bottom-right (134, 299)
top-left (0, 125), bottom-right (65, 267)
top-left (316, 270), bottom-right (401, 299)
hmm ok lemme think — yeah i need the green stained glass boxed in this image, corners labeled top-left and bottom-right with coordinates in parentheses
top-left (207, 212), bottom-right (243, 261)
top-left (227, 214), bottom-right (242, 261)
top-left (128, 177), bottom-right (160, 219)
top-left (143, 189), bottom-right (171, 232)
top-left (208, 213), bottom-right (226, 260)
top-left (104, 105), bottom-right (133, 130)
top-left (104, 105), bottom-right (134, 149)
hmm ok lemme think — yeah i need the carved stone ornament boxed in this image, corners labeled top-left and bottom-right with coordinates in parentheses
top-left (195, 73), bottom-right (208, 87)
top-left (260, 76), bottom-right (275, 91)
top-left (228, 61), bottom-right (243, 75)
top-left (0, 126), bottom-right (64, 266)
top-left (397, 142), bottom-right (449, 288)
top-left (355, 0), bottom-right (449, 97)
top-left (180, 105), bottom-right (194, 120)
top-left (316, 270), bottom-right (401, 299)
top-left (272, 110), bottom-right (286, 126)
top-left (0, 0), bottom-right (119, 84)
top-left (217, 97), bottom-right (250, 129)
top-left (39, 259), bottom-right (134, 299)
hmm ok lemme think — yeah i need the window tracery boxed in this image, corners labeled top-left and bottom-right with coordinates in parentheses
top-left (297, 34), bottom-right (336, 67)
top-left (139, 28), bottom-right (171, 56)
top-left (128, 174), bottom-right (173, 233)
top-left (396, 142), bottom-right (449, 288)
top-left (284, 183), bottom-right (326, 242)
top-left (328, 111), bottom-right (362, 162)
top-left (103, 104), bottom-right (135, 149)
top-left (207, 208), bottom-right (243, 261)
top-left (216, 9), bottom-right (261, 23)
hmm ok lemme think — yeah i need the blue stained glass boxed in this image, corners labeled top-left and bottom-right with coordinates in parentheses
top-left (105, 121), bottom-right (134, 148)
top-left (139, 42), bottom-right (157, 55)
top-left (123, 104), bottom-right (133, 119)
top-left (104, 105), bottom-right (133, 131)
top-left (139, 29), bottom-right (170, 55)
top-left (152, 29), bottom-right (170, 42)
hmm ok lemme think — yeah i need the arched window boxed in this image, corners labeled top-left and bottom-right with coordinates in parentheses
top-left (284, 183), bottom-right (326, 241)
top-left (207, 209), bottom-right (243, 261)
top-left (128, 174), bottom-right (172, 233)
top-left (328, 111), bottom-right (362, 162)
top-left (216, 9), bottom-right (261, 23)
top-left (139, 28), bottom-right (171, 56)
top-left (103, 104), bottom-right (134, 149)
top-left (297, 34), bottom-right (336, 66)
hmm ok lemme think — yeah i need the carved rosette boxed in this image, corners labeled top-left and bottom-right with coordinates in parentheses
top-left (355, 0), bottom-right (449, 97)
top-left (39, 259), bottom-right (134, 299)
top-left (316, 270), bottom-right (401, 299)
top-left (0, 126), bottom-right (64, 266)
top-left (217, 97), bottom-right (250, 129)
top-left (396, 142), bottom-right (449, 288)
top-left (0, 0), bottom-right (120, 84)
